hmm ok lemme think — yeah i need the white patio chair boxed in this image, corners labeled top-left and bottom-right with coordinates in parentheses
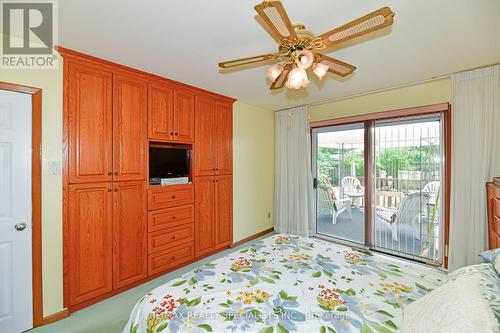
top-left (341, 176), bottom-right (364, 207)
top-left (422, 181), bottom-right (440, 206)
top-left (375, 192), bottom-right (429, 242)
top-left (317, 187), bottom-right (352, 224)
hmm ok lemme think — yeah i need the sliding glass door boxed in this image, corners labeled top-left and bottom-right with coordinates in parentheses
top-left (372, 115), bottom-right (443, 263)
top-left (313, 113), bottom-right (445, 265)
top-left (312, 123), bottom-right (365, 244)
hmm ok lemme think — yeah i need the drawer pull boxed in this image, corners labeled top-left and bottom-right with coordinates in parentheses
top-left (172, 236), bottom-right (176, 240)
top-left (171, 195), bottom-right (176, 199)
top-left (171, 256), bottom-right (176, 260)
top-left (172, 216), bottom-right (176, 219)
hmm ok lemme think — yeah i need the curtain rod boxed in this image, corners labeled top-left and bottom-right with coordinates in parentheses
top-left (274, 62), bottom-right (500, 112)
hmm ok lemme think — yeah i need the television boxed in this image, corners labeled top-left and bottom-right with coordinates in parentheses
top-left (149, 147), bottom-right (190, 181)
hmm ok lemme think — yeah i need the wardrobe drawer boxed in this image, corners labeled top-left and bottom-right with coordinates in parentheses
top-left (148, 185), bottom-right (193, 210)
top-left (148, 223), bottom-right (194, 254)
top-left (148, 205), bottom-right (194, 232)
top-left (148, 243), bottom-right (194, 276)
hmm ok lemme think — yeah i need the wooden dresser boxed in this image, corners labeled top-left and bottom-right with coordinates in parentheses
top-left (59, 47), bottom-right (235, 312)
top-left (486, 182), bottom-right (500, 248)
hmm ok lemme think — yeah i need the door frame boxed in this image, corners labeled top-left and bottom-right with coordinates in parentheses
top-left (0, 81), bottom-right (43, 326)
top-left (310, 102), bottom-right (451, 268)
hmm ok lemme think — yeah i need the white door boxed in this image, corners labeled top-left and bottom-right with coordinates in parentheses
top-left (0, 90), bottom-right (33, 333)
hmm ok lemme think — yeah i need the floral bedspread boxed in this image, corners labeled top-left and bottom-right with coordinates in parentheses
top-left (124, 234), bottom-right (445, 333)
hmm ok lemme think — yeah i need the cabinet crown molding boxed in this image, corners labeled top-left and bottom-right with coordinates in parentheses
top-left (56, 46), bottom-right (237, 104)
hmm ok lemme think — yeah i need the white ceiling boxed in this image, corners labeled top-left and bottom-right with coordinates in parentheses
top-left (59, 0), bottom-right (500, 110)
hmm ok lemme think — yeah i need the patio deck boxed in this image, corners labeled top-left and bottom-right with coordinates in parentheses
top-left (317, 208), bottom-right (437, 260)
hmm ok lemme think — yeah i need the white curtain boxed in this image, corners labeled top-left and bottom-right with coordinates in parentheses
top-left (275, 106), bottom-right (314, 236)
top-left (449, 65), bottom-right (500, 271)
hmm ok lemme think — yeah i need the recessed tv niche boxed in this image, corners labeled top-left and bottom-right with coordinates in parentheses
top-left (149, 145), bottom-right (191, 186)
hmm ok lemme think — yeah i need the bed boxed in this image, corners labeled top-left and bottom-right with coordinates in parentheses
top-left (124, 234), bottom-right (454, 332)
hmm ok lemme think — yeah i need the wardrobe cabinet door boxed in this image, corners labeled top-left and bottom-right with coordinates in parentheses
top-left (148, 83), bottom-right (174, 141)
top-left (194, 97), bottom-right (216, 176)
top-left (67, 183), bottom-right (113, 306)
top-left (113, 181), bottom-right (147, 289)
top-left (215, 175), bottom-right (232, 249)
top-left (113, 74), bottom-right (148, 181)
top-left (215, 102), bottom-right (233, 175)
top-left (173, 89), bottom-right (195, 142)
top-left (67, 61), bottom-right (113, 184)
top-left (195, 177), bottom-right (215, 257)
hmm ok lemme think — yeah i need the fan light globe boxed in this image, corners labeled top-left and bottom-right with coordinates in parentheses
top-left (313, 63), bottom-right (329, 80)
top-left (286, 68), bottom-right (309, 89)
top-left (295, 49), bottom-right (314, 69)
top-left (266, 65), bottom-right (283, 81)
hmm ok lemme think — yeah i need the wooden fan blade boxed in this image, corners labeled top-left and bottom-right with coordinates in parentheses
top-left (316, 54), bottom-right (356, 77)
top-left (270, 64), bottom-right (291, 90)
top-left (318, 7), bottom-right (395, 47)
top-left (218, 53), bottom-right (279, 69)
top-left (255, 1), bottom-right (298, 43)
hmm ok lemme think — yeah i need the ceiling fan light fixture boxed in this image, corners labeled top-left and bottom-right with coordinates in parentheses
top-left (313, 63), bottom-right (329, 80)
top-left (219, 3), bottom-right (394, 91)
top-left (266, 64), bottom-right (283, 82)
top-left (286, 67), bottom-right (309, 89)
top-left (295, 49), bottom-right (314, 69)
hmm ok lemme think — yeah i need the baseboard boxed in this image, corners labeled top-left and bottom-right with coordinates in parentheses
top-left (231, 227), bottom-right (274, 248)
top-left (42, 308), bottom-right (69, 325)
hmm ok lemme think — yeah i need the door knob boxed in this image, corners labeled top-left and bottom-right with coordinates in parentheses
top-left (15, 223), bottom-right (27, 231)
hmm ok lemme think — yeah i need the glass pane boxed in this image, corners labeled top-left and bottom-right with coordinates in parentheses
top-left (314, 124), bottom-right (365, 244)
top-left (372, 115), bottom-right (443, 264)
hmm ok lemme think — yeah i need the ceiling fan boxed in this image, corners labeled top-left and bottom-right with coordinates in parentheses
top-left (218, 1), bottom-right (395, 90)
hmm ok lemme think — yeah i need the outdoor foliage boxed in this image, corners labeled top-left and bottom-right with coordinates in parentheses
top-left (318, 144), bottom-right (440, 188)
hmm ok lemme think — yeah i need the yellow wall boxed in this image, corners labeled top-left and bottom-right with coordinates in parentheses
top-left (0, 52), bottom-right (64, 316)
top-left (233, 101), bottom-right (275, 241)
top-left (310, 78), bottom-right (451, 121)
top-left (0, 58), bottom-right (275, 316)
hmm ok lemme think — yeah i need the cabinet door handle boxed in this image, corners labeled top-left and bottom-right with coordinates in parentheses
top-left (175, 132), bottom-right (178, 136)
top-left (107, 188), bottom-right (112, 192)
top-left (114, 188), bottom-right (119, 192)
top-left (114, 172), bottom-right (118, 176)
top-left (107, 172), bottom-right (112, 176)
top-left (170, 132), bottom-right (174, 135)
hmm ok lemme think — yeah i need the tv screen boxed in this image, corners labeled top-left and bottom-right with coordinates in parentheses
top-left (149, 147), bottom-right (190, 179)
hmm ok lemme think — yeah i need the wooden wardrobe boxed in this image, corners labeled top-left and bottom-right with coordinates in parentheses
top-left (60, 47), bottom-right (235, 312)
